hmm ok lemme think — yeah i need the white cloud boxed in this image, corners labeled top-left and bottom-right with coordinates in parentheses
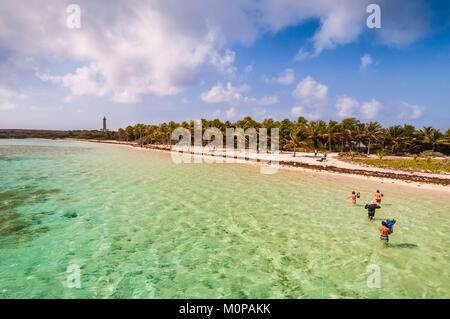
top-left (38, 64), bottom-right (108, 102)
top-left (291, 105), bottom-right (320, 120)
top-left (225, 106), bottom-right (236, 120)
top-left (335, 95), bottom-right (359, 118)
top-left (209, 49), bottom-right (236, 74)
top-left (291, 105), bottom-right (305, 117)
top-left (3, 1), bottom-right (220, 103)
top-left (291, 77), bottom-right (385, 121)
top-left (200, 82), bottom-right (245, 104)
top-left (263, 68), bottom-right (295, 85)
top-left (0, 0), bottom-right (433, 104)
top-left (398, 102), bottom-right (424, 120)
top-left (360, 54), bottom-right (373, 70)
top-left (212, 106), bottom-right (237, 120)
top-left (259, 95), bottom-right (279, 106)
top-left (360, 99), bottom-right (382, 119)
top-left (294, 48), bottom-right (312, 61)
top-left (291, 76), bottom-right (329, 120)
top-left (200, 82), bottom-right (278, 106)
top-left (281, 0), bottom-right (430, 57)
top-left (335, 96), bottom-right (382, 119)
top-left (293, 76), bottom-right (328, 103)
top-left (313, 7), bottom-right (364, 54)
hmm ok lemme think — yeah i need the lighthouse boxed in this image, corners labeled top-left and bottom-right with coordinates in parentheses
top-left (102, 116), bottom-right (107, 132)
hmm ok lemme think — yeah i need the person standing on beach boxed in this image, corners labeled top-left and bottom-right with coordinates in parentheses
top-left (365, 201), bottom-right (381, 220)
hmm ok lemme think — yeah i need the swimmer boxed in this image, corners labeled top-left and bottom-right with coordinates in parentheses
top-left (385, 219), bottom-right (396, 232)
top-left (379, 221), bottom-right (393, 244)
top-left (349, 191), bottom-right (357, 205)
top-left (375, 190), bottom-right (384, 205)
top-left (365, 201), bottom-right (381, 220)
top-left (348, 191), bottom-right (361, 205)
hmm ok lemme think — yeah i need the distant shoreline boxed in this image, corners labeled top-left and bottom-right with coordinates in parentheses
top-left (79, 139), bottom-right (450, 191)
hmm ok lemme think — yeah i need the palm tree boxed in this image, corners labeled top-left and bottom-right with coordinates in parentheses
top-left (420, 127), bottom-right (446, 152)
top-left (132, 123), bottom-right (147, 144)
top-left (339, 118), bottom-right (358, 152)
top-left (324, 120), bottom-right (339, 152)
top-left (305, 120), bottom-right (326, 156)
top-left (386, 125), bottom-right (406, 154)
top-left (116, 116), bottom-right (450, 157)
top-left (236, 116), bottom-right (260, 130)
top-left (158, 123), bottom-right (171, 145)
top-left (276, 119), bottom-right (292, 152)
top-left (296, 116), bottom-right (308, 126)
top-left (117, 128), bottom-right (126, 141)
top-left (363, 121), bottom-right (382, 155)
top-left (125, 125), bottom-right (135, 142)
top-left (285, 124), bottom-right (306, 157)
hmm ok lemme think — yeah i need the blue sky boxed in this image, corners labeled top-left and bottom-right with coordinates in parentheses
top-left (0, 0), bottom-right (449, 130)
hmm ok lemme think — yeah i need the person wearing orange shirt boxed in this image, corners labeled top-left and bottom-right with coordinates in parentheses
top-left (375, 190), bottom-right (383, 205)
top-left (379, 221), bottom-right (393, 244)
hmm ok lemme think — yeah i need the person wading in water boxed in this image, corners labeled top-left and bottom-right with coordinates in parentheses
top-left (365, 201), bottom-right (381, 220)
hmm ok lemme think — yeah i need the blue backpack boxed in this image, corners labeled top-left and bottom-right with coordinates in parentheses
top-left (385, 219), bottom-right (396, 230)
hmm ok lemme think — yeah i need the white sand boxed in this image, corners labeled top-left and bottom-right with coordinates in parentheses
top-left (84, 140), bottom-right (450, 193)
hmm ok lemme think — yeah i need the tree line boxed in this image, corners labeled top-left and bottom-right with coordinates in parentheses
top-left (0, 129), bottom-right (117, 140)
top-left (117, 117), bottom-right (450, 156)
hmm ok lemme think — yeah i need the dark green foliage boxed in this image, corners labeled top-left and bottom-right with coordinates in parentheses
top-left (0, 129), bottom-right (117, 140)
top-left (117, 117), bottom-right (450, 155)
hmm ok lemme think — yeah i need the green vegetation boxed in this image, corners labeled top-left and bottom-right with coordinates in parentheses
top-left (350, 158), bottom-right (450, 173)
top-left (4, 117), bottom-right (449, 157)
top-left (118, 117), bottom-right (450, 156)
top-left (0, 129), bottom-right (117, 140)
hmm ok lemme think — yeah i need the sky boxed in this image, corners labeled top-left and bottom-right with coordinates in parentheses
top-left (0, 0), bottom-right (449, 131)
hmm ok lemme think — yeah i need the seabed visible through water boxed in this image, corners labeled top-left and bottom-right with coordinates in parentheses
top-left (0, 139), bottom-right (449, 298)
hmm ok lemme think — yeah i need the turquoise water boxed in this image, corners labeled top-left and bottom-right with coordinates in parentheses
top-left (0, 139), bottom-right (449, 298)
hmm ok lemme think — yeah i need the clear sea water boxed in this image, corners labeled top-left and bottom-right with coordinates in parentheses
top-left (0, 139), bottom-right (449, 298)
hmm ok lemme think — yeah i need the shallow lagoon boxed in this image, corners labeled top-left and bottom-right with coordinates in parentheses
top-left (0, 139), bottom-right (449, 298)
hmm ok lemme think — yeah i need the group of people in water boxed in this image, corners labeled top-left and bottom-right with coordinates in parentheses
top-left (349, 189), bottom-right (396, 245)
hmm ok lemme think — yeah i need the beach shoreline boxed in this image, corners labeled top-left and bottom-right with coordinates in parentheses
top-left (81, 139), bottom-right (450, 192)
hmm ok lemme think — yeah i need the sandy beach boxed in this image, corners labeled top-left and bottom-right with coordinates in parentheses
top-left (83, 139), bottom-right (450, 193)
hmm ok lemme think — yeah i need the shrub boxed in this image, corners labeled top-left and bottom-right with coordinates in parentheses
top-left (376, 149), bottom-right (388, 160)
